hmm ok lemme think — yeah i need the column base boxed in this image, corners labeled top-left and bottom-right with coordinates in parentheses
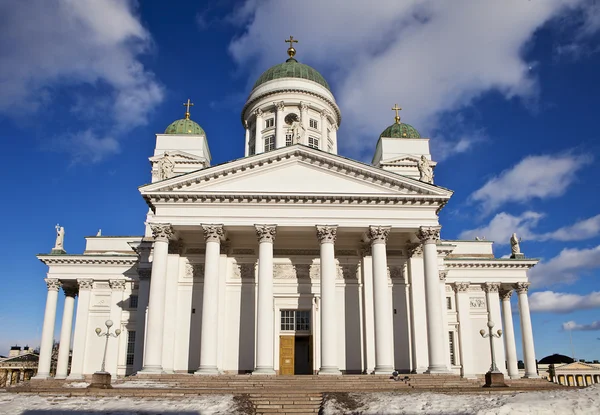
top-left (461, 373), bottom-right (478, 379)
top-left (140, 365), bottom-right (164, 374)
top-left (524, 373), bottom-right (540, 379)
top-left (509, 375), bottom-right (521, 379)
top-left (319, 367), bottom-right (342, 375)
top-left (195, 366), bottom-right (219, 376)
top-left (252, 367), bottom-right (276, 375)
top-left (66, 374), bottom-right (85, 380)
top-left (32, 373), bottom-right (51, 380)
top-left (54, 375), bottom-right (67, 380)
top-left (425, 365), bottom-right (451, 374)
top-left (374, 366), bottom-right (395, 375)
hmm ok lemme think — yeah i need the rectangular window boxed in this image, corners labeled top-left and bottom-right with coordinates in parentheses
top-left (309, 119), bottom-right (318, 129)
top-left (265, 118), bottom-right (274, 129)
top-left (286, 133), bottom-right (293, 146)
top-left (265, 135), bottom-right (275, 151)
top-left (126, 331), bottom-right (136, 365)
top-left (308, 136), bottom-right (319, 149)
top-left (446, 297), bottom-right (452, 310)
top-left (129, 295), bottom-right (138, 309)
top-left (448, 331), bottom-right (456, 365)
top-left (280, 310), bottom-right (311, 332)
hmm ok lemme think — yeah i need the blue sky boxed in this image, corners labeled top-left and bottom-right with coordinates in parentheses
top-left (1, 0), bottom-right (599, 361)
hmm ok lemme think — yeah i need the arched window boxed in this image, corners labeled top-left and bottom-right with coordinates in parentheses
top-left (265, 135), bottom-right (275, 152)
top-left (308, 136), bottom-right (319, 149)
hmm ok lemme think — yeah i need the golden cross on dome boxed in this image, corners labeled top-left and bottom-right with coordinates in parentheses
top-left (183, 98), bottom-right (194, 119)
top-left (285, 35), bottom-right (298, 58)
top-left (391, 104), bottom-right (402, 124)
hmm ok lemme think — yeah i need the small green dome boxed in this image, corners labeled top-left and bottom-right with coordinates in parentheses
top-left (253, 58), bottom-right (330, 91)
top-left (380, 122), bottom-right (421, 139)
top-left (164, 118), bottom-right (205, 135)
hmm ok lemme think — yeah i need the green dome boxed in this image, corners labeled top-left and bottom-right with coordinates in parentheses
top-left (164, 118), bottom-right (205, 135)
top-left (253, 58), bottom-right (330, 91)
top-left (380, 122), bottom-right (421, 139)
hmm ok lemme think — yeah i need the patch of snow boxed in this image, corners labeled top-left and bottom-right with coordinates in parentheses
top-left (63, 381), bottom-right (90, 388)
top-left (323, 385), bottom-right (600, 414)
top-left (113, 380), bottom-right (171, 388)
top-left (0, 393), bottom-right (236, 414)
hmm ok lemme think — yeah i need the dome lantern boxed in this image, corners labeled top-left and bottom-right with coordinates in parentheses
top-left (380, 104), bottom-right (421, 138)
top-left (164, 98), bottom-right (206, 136)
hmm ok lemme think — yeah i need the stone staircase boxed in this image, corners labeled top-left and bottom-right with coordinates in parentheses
top-left (249, 392), bottom-right (323, 414)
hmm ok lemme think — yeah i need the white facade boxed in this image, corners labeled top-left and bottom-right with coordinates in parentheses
top-left (35, 53), bottom-right (540, 380)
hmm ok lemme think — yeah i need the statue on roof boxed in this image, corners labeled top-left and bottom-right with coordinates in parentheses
top-left (510, 233), bottom-right (522, 256)
top-left (54, 224), bottom-right (65, 251)
top-left (418, 155), bottom-right (433, 183)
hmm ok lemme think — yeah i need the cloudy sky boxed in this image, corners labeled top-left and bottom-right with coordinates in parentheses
top-left (1, 0), bottom-right (599, 361)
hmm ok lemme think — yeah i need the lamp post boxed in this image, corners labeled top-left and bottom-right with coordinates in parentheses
top-left (88, 319), bottom-right (121, 389)
top-left (480, 320), bottom-right (507, 387)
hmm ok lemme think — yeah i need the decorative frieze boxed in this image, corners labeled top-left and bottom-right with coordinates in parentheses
top-left (368, 226), bottom-right (391, 245)
top-left (45, 279), bottom-right (62, 291)
top-left (514, 282), bottom-right (530, 294)
top-left (255, 225), bottom-right (277, 243)
top-left (469, 297), bottom-right (486, 309)
top-left (483, 282), bottom-right (500, 293)
top-left (38, 257), bottom-right (139, 266)
top-left (274, 264), bottom-right (296, 279)
top-left (417, 226), bottom-right (441, 244)
top-left (77, 279), bottom-right (94, 290)
top-left (109, 280), bottom-right (126, 291)
top-left (444, 261), bottom-right (537, 269)
top-left (453, 282), bottom-right (470, 293)
top-left (316, 225), bottom-right (337, 243)
top-left (202, 224), bottom-right (224, 243)
top-left (150, 223), bottom-right (174, 242)
top-left (233, 248), bottom-right (255, 255)
top-left (274, 249), bottom-right (319, 256)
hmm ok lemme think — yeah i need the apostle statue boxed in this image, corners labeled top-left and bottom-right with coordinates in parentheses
top-left (418, 155), bottom-right (433, 183)
top-left (289, 120), bottom-right (305, 144)
top-left (510, 233), bottom-right (522, 256)
top-left (158, 153), bottom-right (175, 180)
top-left (54, 224), bottom-right (65, 250)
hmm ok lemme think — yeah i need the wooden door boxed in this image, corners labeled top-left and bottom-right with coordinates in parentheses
top-left (279, 335), bottom-right (295, 375)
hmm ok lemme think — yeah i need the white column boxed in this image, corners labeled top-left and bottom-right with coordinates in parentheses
top-left (369, 226), bottom-right (394, 374)
top-left (196, 224), bottom-right (224, 375)
top-left (253, 225), bottom-right (276, 374)
top-left (407, 244), bottom-right (428, 373)
top-left (300, 102), bottom-right (309, 146)
top-left (454, 282), bottom-right (475, 378)
top-left (516, 282), bottom-right (539, 378)
top-left (500, 288), bottom-right (519, 379)
top-left (331, 123), bottom-right (338, 154)
top-left (316, 225), bottom-right (341, 375)
top-left (108, 279), bottom-right (126, 376)
top-left (254, 109), bottom-right (264, 154)
top-left (418, 226), bottom-right (449, 374)
top-left (484, 283), bottom-right (506, 374)
top-left (360, 246), bottom-right (376, 374)
top-left (320, 109), bottom-right (328, 151)
top-left (439, 271), bottom-right (450, 369)
top-left (35, 278), bottom-right (61, 379)
top-left (133, 270), bottom-right (150, 372)
top-left (275, 102), bottom-right (285, 148)
top-left (141, 223), bottom-right (173, 373)
top-left (244, 120), bottom-right (250, 157)
top-left (55, 286), bottom-right (77, 379)
top-left (68, 279), bottom-right (93, 379)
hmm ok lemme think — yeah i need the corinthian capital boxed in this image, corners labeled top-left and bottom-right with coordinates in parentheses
top-left (150, 223), bottom-right (174, 242)
top-left (202, 224), bottom-right (225, 243)
top-left (299, 101), bottom-right (308, 111)
top-left (255, 225), bottom-right (277, 243)
top-left (253, 108), bottom-right (263, 117)
top-left (499, 289), bottom-right (513, 300)
top-left (45, 278), bottom-right (62, 291)
top-left (514, 282), bottom-right (530, 294)
top-left (368, 226), bottom-right (391, 245)
top-left (484, 282), bottom-right (501, 293)
top-left (316, 225), bottom-right (337, 244)
top-left (453, 282), bottom-right (470, 293)
top-left (417, 226), bottom-right (441, 244)
top-left (77, 279), bottom-right (94, 290)
top-left (439, 271), bottom-right (448, 281)
top-left (63, 286), bottom-right (78, 298)
top-left (109, 279), bottom-right (126, 291)
top-left (276, 101), bottom-right (285, 111)
top-left (406, 243), bottom-right (423, 258)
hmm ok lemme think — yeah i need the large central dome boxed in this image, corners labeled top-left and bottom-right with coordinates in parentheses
top-left (253, 57), bottom-right (330, 91)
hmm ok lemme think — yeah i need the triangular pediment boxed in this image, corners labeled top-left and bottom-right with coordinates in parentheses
top-left (380, 156), bottom-right (438, 166)
top-left (149, 150), bottom-right (203, 162)
top-left (141, 146), bottom-right (452, 201)
top-left (556, 362), bottom-right (600, 371)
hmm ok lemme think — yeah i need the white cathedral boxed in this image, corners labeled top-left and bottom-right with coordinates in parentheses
top-left (36, 39), bottom-right (540, 381)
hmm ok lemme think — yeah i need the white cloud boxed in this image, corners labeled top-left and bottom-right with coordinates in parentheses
top-left (562, 320), bottom-right (600, 331)
top-left (530, 291), bottom-right (600, 313)
top-left (539, 214), bottom-right (600, 241)
top-left (529, 245), bottom-right (600, 287)
top-left (459, 211), bottom-right (543, 244)
top-left (469, 153), bottom-right (592, 215)
top-left (0, 0), bottom-right (163, 162)
top-left (50, 130), bottom-right (120, 164)
top-left (227, 0), bottom-right (595, 159)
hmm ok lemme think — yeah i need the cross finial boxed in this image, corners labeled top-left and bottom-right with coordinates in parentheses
top-left (285, 36), bottom-right (298, 59)
top-left (391, 104), bottom-right (402, 124)
top-left (183, 98), bottom-right (194, 120)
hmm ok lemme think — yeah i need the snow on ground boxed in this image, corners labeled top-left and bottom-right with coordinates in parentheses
top-left (323, 385), bottom-right (600, 415)
top-left (0, 393), bottom-right (236, 415)
top-left (113, 380), bottom-right (171, 388)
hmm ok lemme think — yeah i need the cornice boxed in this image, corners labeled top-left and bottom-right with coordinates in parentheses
top-left (37, 255), bottom-right (138, 266)
top-left (444, 259), bottom-right (538, 270)
top-left (241, 87), bottom-right (342, 126)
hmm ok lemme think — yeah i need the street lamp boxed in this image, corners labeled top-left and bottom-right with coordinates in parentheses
top-left (480, 320), bottom-right (507, 387)
top-left (88, 320), bottom-right (121, 389)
